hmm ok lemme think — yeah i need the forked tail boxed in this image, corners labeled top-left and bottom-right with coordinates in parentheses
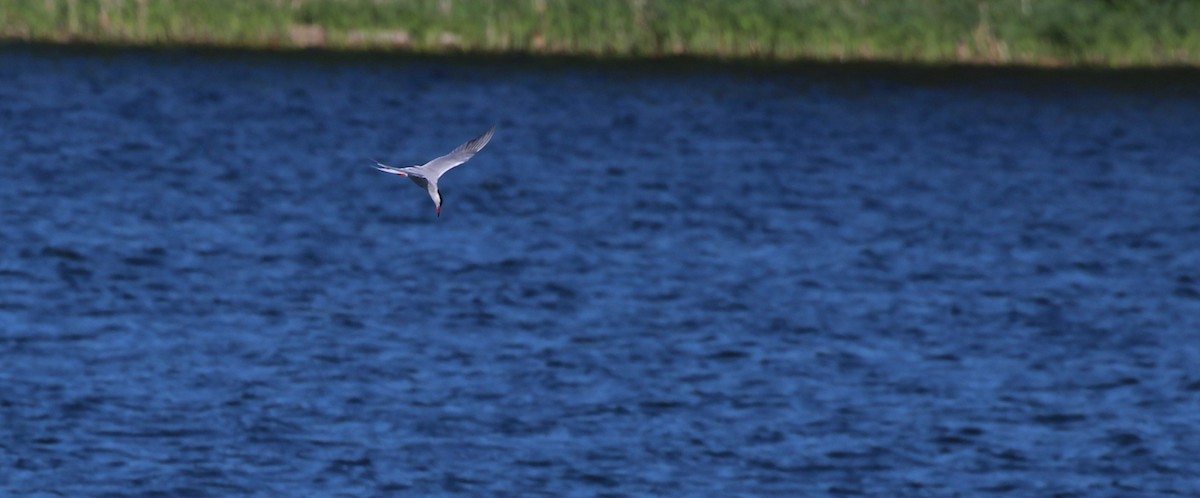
top-left (371, 158), bottom-right (408, 176)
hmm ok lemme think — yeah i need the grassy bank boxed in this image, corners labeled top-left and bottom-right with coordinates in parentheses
top-left (2, 0), bottom-right (1199, 67)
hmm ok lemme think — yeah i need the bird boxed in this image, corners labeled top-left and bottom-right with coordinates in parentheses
top-left (372, 125), bottom-right (496, 217)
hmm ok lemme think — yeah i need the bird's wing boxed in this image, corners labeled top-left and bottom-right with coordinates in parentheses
top-left (416, 125), bottom-right (495, 180)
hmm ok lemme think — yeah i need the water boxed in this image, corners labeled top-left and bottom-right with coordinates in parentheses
top-left (2, 46), bottom-right (1199, 496)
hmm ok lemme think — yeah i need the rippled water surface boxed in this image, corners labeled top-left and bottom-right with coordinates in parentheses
top-left (2, 46), bottom-right (1200, 496)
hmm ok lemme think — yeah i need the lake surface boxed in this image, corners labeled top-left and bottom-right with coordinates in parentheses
top-left (2, 45), bottom-right (1199, 496)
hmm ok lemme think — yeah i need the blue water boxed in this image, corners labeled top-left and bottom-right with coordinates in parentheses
top-left (2, 46), bottom-right (1199, 496)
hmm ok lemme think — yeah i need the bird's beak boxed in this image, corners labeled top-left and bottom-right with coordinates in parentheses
top-left (436, 206), bottom-right (441, 217)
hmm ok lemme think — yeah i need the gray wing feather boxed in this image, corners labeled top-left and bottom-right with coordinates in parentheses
top-left (417, 125), bottom-right (496, 179)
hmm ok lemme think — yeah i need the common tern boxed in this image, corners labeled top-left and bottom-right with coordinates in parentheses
top-left (373, 125), bottom-right (496, 217)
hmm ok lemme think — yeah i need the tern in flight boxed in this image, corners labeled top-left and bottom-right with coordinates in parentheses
top-left (372, 125), bottom-right (496, 217)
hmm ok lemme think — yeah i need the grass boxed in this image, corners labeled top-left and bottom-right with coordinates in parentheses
top-left (2, 0), bottom-right (1199, 67)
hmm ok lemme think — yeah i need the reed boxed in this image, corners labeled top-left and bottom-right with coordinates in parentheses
top-left (2, 0), bottom-right (1198, 66)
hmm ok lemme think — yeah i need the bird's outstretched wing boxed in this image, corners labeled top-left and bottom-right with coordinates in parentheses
top-left (417, 125), bottom-right (496, 180)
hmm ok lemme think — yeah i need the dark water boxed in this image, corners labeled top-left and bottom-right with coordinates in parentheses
top-left (2, 46), bottom-right (1199, 496)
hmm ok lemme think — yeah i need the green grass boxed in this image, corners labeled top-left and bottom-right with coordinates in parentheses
top-left (2, 0), bottom-right (1199, 66)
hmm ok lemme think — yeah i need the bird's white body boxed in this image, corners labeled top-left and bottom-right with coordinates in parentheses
top-left (373, 125), bottom-right (496, 216)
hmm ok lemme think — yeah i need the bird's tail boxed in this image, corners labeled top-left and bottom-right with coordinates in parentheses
top-left (371, 158), bottom-right (409, 176)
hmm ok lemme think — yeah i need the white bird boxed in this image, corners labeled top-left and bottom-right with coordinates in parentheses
top-left (372, 125), bottom-right (496, 217)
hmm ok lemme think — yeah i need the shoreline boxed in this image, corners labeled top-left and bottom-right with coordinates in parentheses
top-left (5, 34), bottom-right (1197, 70)
top-left (10, 40), bottom-right (1200, 100)
top-left (10, 39), bottom-right (1200, 79)
top-left (2, 0), bottom-right (1199, 69)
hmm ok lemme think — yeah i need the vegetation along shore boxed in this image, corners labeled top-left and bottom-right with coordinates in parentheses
top-left (2, 0), bottom-right (1199, 67)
